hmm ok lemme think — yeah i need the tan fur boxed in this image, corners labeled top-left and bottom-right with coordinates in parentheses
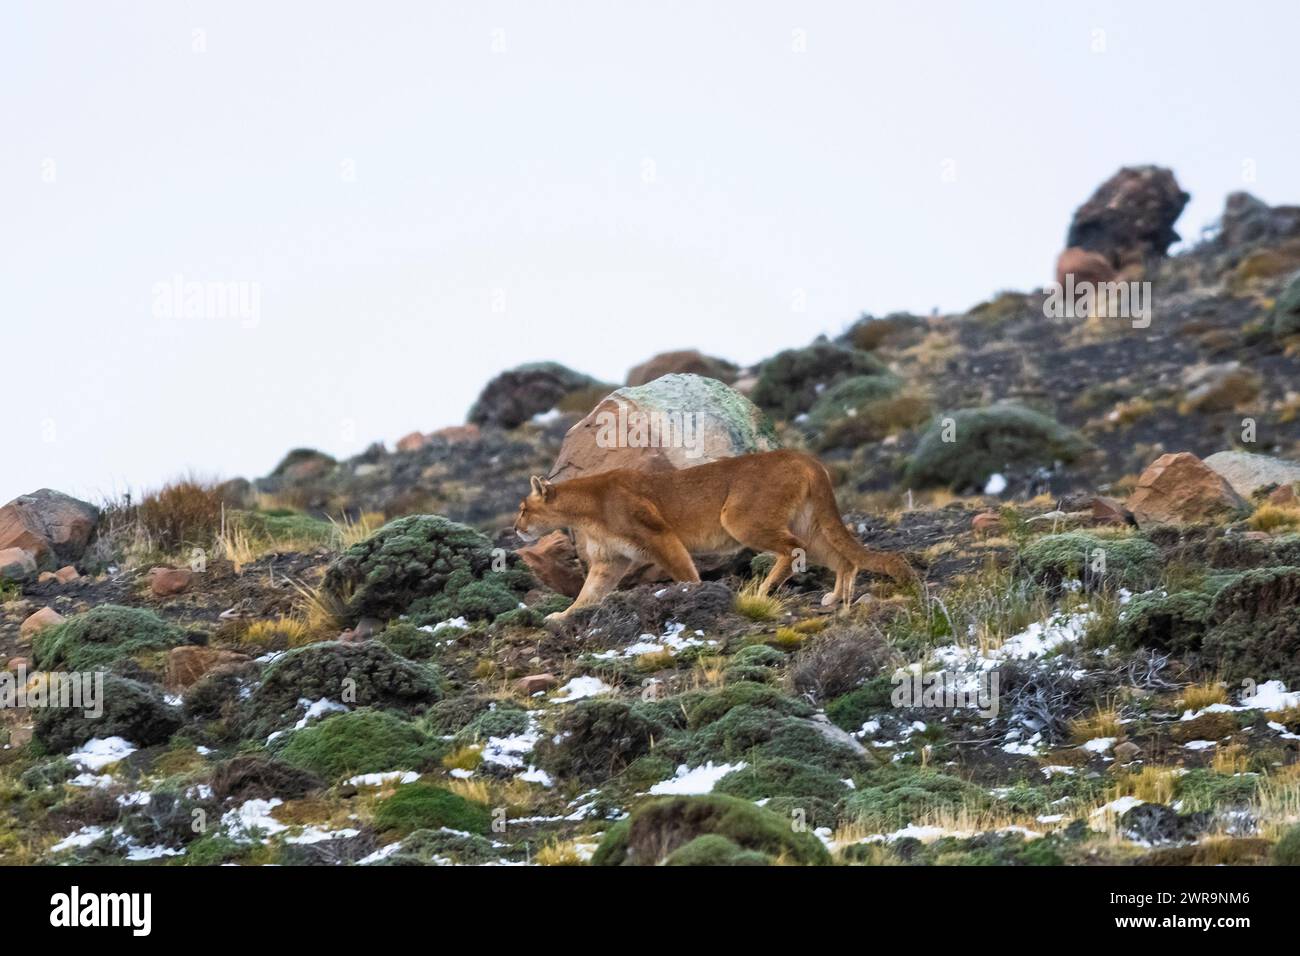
top-left (513, 449), bottom-right (915, 622)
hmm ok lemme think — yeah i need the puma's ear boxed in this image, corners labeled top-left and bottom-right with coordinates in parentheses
top-left (530, 476), bottom-right (554, 500)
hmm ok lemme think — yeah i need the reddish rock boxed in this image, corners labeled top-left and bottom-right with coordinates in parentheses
top-left (0, 489), bottom-right (99, 569)
top-left (19, 607), bottom-right (64, 641)
top-left (150, 567), bottom-right (194, 597)
top-left (516, 673), bottom-right (559, 695)
top-left (5, 657), bottom-right (30, 673)
top-left (1241, 531), bottom-right (1272, 541)
top-left (1054, 247), bottom-right (1117, 288)
top-left (53, 565), bottom-right (79, 584)
top-left (971, 512), bottom-right (1002, 536)
top-left (1126, 452), bottom-right (1248, 527)
top-left (1091, 496), bottom-right (1134, 526)
top-left (165, 645), bottom-right (249, 689)
top-left (1269, 484), bottom-right (1298, 506)
top-left (430, 424), bottom-right (481, 444)
top-left (516, 531), bottom-right (586, 598)
top-left (396, 431), bottom-right (428, 453)
top-left (626, 349), bottom-right (738, 387)
top-left (0, 548), bottom-right (37, 583)
top-left (37, 571), bottom-right (58, 584)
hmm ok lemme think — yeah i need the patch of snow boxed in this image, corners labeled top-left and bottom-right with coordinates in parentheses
top-left (552, 676), bottom-right (613, 702)
top-left (1183, 739), bottom-right (1217, 751)
top-left (1241, 680), bottom-right (1300, 712)
top-left (648, 761), bottom-right (745, 796)
top-left (51, 825), bottom-right (111, 853)
top-left (126, 844), bottom-right (183, 861)
top-left (517, 766), bottom-right (554, 787)
top-left (856, 719), bottom-right (881, 738)
top-left (285, 826), bottom-right (361, 845)
top-left (222, 798), bottom-right (287, 842)
top-left (345, 771), bottom-right (420, 787)
top-left (357, 842), bottom-right (404, 865)
top-left (984, 473), bottom-right (1008, 496)
top-left (68, 773), bottom-right (114, 788)
top-left (68, 737), bottom-right (136, 771)
top-left (1081, 737), bottom-right (1116, 754)
top-left (481, 712), bottom-right (543, 769)
top-left (294, 697), bottom-right (348, 729)
top-left (1092, 796), bottom-right (1144, 817)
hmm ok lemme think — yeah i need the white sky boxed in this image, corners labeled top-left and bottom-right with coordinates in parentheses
top-left (4, 0), bottom-right (1298, 505)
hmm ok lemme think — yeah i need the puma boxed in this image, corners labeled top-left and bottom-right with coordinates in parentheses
top-left (513, 449), bottom-right (915, 621)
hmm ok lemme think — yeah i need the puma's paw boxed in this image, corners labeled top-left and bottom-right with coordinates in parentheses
top-left (543, 610), bottom-right (571, 631)
top-left (821, 591), bottom-right (839, 607)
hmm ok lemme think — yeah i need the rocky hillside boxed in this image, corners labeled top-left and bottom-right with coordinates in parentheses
top-left (2, 166), bottom-right (1300, 867)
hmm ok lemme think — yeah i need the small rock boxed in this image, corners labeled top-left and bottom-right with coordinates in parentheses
top-left (0, 547), bottom-right (37, 583)
top-left (516, 673), bottom-right (559, 695)
top-left (166, 645), bottom-right (250, 689)
top-left (6, 656), bottom-right (30, 672)
top-left (430, 424), bottom-right (481, 443)
top-left (53, 565), bottom-right (79, 584)
top-left (1113, 740), bottom-right (1141, 763)
top-left (1091, 495), bottom-right (1134, 526)
top-left (37, 571), bottom-right (58, 584)
top-left (971, 512), bottom-right (1002, 536)
top-left (150, 567), bottom-right (194, 597)
top-left (19, 606), bottom-right (64, 641)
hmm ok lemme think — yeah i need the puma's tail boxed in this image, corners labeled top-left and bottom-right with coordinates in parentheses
top-left (809, 465), bottom-right (917, 587)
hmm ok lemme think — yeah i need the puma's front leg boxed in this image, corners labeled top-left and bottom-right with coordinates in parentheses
top-left (545, 556), bottom-right (632, 623)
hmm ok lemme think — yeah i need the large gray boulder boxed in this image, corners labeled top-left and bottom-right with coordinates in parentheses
top-left (1203, 451), bottom-right (1300, 499)
top-left (551, 373), bottom-right (779, 482)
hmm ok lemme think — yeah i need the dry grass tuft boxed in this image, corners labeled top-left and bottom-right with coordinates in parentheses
top-left (1181, 680), bottom-right (1228, 711)
top-left (1068, 705), bottom-right (1123, 744)
top-left (1248, 503), bottom-right (1300, 533)
top-left (734, 578), bottom-right (789, 622)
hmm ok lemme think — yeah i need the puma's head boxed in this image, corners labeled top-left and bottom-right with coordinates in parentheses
top-left (514, 475), bottom-right (560, 543)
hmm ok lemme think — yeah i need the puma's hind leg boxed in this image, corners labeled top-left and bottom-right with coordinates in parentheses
top-left (821, 564), bottom-right (858, 609)
top-left (759, 553), bottom-right (795, 596)
top-left (721, 516), bottom-right (806, 597)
